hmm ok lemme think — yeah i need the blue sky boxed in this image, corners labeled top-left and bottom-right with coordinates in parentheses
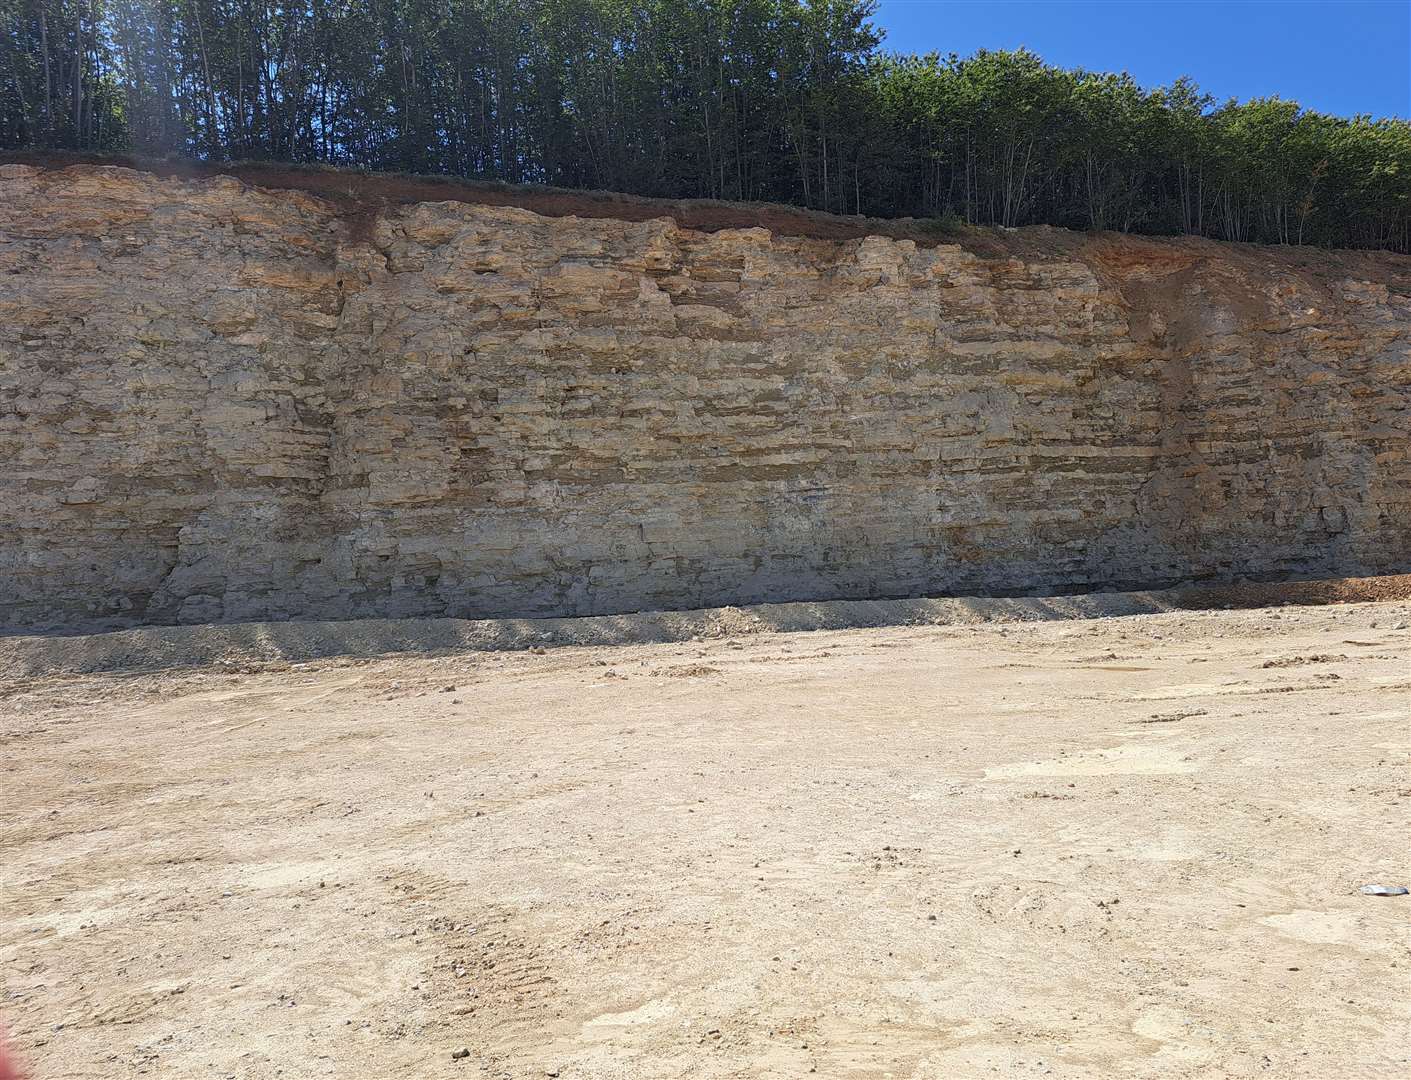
top-left (871, 0), bottom-right (1411, 119)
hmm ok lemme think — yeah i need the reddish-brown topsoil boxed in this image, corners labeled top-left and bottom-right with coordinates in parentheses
top-left (4, 149), bottom-right (990, 246)
top-left (12, 151), bottom-right (1411, 280)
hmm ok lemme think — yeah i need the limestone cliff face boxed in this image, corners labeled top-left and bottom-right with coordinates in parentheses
top-left (2, 164), bottom-right (1409, 629)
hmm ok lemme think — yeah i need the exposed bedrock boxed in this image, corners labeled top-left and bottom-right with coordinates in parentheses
top-left (2, 164), bottom-right (1409, 629)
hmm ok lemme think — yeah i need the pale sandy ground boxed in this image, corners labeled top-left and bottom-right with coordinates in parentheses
top-left (2, 595), bottom-right (1410, 1079)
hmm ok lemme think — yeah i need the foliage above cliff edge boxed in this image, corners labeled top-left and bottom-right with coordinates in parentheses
top-left (2, 0), bottom-right (1408, 253)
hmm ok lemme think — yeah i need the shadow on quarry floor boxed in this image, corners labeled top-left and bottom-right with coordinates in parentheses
top-left (3, 574), bottom-right (1410, 677)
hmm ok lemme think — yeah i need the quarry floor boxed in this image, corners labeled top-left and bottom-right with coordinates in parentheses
top-left (2, 593), bottom-right (1410, 1079)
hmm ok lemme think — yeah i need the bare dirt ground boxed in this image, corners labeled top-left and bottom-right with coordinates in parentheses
top-left (2, 589), bottom-right (1409, 1079)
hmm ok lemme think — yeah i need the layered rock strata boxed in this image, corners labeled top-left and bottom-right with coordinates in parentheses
top-left (2, 164), bottom-right (1408, 628)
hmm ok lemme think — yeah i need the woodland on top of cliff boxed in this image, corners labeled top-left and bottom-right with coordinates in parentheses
top-left (2, 0), bottom-right (1409, 253)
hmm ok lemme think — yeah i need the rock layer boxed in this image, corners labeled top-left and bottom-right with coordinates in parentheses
top-left (2, 164), bottom-right (1409, 629)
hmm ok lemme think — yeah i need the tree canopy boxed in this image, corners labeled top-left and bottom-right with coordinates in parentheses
top-left (3, 0), bottom-right (1408, 251)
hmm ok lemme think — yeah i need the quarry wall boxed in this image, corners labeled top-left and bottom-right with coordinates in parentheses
top-left (2, 163), bottom-right (1409, 629)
